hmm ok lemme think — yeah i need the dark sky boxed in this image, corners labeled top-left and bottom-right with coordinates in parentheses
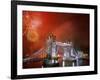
top-left (22, 11), bottom-right (89, 57)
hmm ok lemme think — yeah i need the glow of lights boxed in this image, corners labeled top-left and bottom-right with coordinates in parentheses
top-left (31, 17), bottom-right (42, 29)
top-left (57, 54), bottom-right (61, 58)
top-left (26, 30), bottom-right (39, 42)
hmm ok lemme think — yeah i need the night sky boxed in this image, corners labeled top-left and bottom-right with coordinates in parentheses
top-left (22, 11), bottom-right (89, 58)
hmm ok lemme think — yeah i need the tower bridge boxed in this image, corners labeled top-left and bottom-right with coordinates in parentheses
top-left (23, 33), bottom-right (84, 67)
